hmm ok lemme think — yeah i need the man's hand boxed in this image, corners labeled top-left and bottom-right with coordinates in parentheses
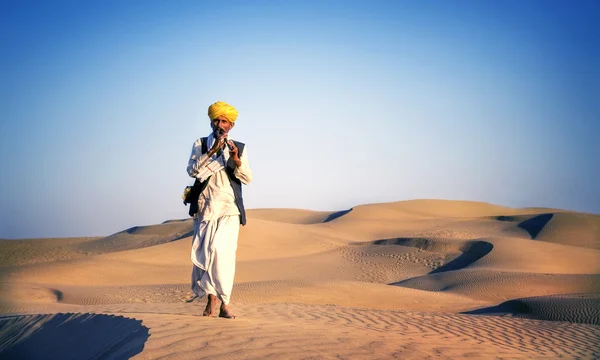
top-left (208, 137), bottom-right (226, 157)
top-left (227, 140), bottom-right (242, 167)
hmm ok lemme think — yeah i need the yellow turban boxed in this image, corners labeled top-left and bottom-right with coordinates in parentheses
top-left (208, 101), bottom-right (238, 122)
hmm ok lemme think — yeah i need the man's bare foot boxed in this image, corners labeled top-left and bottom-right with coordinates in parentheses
top-left (203, 294), bottom-right (217, 316)
top-left (219, 304), bottom-right (236, 319)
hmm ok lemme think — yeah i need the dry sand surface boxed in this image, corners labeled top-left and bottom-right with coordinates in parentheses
top-left (1, 199), bottom-right (599, 359)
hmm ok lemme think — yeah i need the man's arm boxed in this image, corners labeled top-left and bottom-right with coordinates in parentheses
top-left (187, 137), bottom-right (223, 178)
top-left (187, 142), bottom-right (210, 178)
top-left (229, 142), bottom-right (253, 185)
top-left (188, 137), bottom-right (233, 180)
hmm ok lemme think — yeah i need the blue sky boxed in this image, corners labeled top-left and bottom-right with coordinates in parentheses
top-left (1, 0), bottom-right (598, 239)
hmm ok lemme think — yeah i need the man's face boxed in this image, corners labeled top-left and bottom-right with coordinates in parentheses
top-left (211, 115), bottom-right (234, 138)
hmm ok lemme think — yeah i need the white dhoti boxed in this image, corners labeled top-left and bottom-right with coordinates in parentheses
top-left (191, 215), bottom-right (240, 305)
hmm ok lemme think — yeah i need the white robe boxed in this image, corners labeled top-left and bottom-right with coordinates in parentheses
top-left (191, 215), bottom-right (240, 304)
top-left (187, 134), bottom-right (252, 304)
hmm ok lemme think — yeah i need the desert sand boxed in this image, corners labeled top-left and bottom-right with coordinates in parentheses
top-left (1, 199), bottom-right (599, 359)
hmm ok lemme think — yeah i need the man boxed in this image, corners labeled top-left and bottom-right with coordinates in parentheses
top-left (186, 101), bottom-right (252, 319)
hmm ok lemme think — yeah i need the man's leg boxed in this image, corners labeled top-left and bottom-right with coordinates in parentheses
top-left (210, 215), bottom-right (240, 318)
top-left (191, 215), bottom-right (239, 317)
top-left (219, 301), bottom-right (236, 319)
top-left (204, 294), bottom-right (218, 316)
top-left (190, 218), bottom-right (221, 314)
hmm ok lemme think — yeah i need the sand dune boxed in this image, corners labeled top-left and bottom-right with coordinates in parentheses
top-left (463, 293), bottom-right (600, 325)
top-left (1, 199), bottom-right (599, 359)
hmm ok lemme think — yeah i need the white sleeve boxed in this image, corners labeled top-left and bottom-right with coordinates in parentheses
top-left (233, 146), bottom-right (253, 185)
top-left (186, 142), bottom-right (210, 178)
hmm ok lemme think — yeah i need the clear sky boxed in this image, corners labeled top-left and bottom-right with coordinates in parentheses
top-left (1, 0), bottom-right (599, 239)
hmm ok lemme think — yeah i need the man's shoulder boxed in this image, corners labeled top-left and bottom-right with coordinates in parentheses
top-left (192, 137), bottom-right (208, 146)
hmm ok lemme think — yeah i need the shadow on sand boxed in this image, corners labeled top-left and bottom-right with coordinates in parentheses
top-left (373, 238), bottom-right (494, 275)
top-left (461, 293), bottom-right (600, 325)
top-left (429, 240), bottom-right (493, 274)
top-left (323, 209), bottom-right (353, 223)
top-left (0, 313), bottom-right (149, 360)
top-left (517, 213), bottom-right (554, 239)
